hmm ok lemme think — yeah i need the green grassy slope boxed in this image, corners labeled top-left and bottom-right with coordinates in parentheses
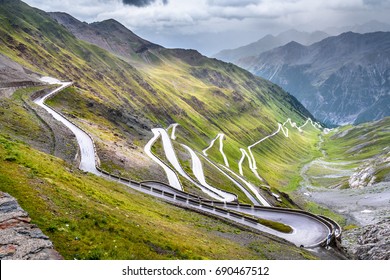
top-left (324, 118), bottom-right (390, 161)
top-left (291, 118), bottom-right (390, 226)
top-left (2, 0), bottom-right (388, 260)
top-left (0, 134), bottom-right (315, 260)
top-left (0, 2), bottom-right (324, 258)
top-left (0, 86), bottom-right (49, 147)
top-left (0, 0), bottom-right (321, 197)
top-left (321, 117), bottom-right (390, 187)
top-left (0, 86), bottom-right (78, 162)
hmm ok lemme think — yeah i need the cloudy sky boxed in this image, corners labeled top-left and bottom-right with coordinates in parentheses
top-left (23, 0), bottom-right (390, 55)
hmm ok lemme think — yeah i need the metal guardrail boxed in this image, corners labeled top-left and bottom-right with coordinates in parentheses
top-left (127, 180), bottom-right (334, 247)
top-left (319, 215), bottom-right (342, 239)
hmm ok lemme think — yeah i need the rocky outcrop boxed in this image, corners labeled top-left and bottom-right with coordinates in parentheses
top-left (348, 150), bottom-right (390, 189)
top-left (341, 219), bottom-right (390, 260)
top-left (0, 53), bottom-right (40, 86)
top-left (0, 192), bottom-right (62, 260)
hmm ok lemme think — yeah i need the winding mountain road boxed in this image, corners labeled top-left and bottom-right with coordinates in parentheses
top-left (181, 144), bottom-right (237, 202)
top-left (166, 123), bottom-right (179, 140)
top-left (220, 165), bottom-right (271, 206)
top-left (231, 205), bottom-right (330, 247)
top-left (147, 128), bottom-right (234, 202)
top-left (144, 129), bottom-right (182, 190)
top-left (248, 123), bottom-right (289, 171)
top-left (36, 78), bottom-right (339, 249)
top-left (299, 118), bottom-right (322, 130)
top-left (202, 133), bottom-right (230, 167)
top-left (199, 154), bottom-right (261, 206)
top-left (235, 117), bottom-right (322, 181)
top-left (35, 77), bottom-right (99, 175)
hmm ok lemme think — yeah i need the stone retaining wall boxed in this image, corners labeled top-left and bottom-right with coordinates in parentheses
top-left (0, 192), bottom-right (62, 260)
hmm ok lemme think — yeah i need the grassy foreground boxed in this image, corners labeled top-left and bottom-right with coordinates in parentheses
top-left (0, 134), bottom-right (315, 260)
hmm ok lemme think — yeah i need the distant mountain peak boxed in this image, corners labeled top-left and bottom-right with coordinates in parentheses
top-left (242, 31), bottom-right (390, 125)
top-left (213, 29), bottom-right (329, 64)
top-left (284, 40), bottom-right (304, 47)
top-left (91, 18), bottom-right (130, 33)
top-left (259, 34), bottom-right (275, 41)
top-left (49, 12), bottom-right (161, 62)
top-left (278, 29), bottom-right (301, 36)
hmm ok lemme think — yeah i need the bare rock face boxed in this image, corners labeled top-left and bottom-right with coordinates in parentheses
top-left (341, 218), bottom-right (390, 260)
top-left (348, 150), bottom-right (390, 189)
top-left (0, 192), bottom-right (62, 260)
top-left (0, 53), bottom-right (41, 87)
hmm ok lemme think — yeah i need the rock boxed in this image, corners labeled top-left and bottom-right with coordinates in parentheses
top-left (341, 218), bottom-right (390, 260)
top-left (348, 151), bottom-right (390, 188)
top-left (0, 192), bottom-right (63, 260)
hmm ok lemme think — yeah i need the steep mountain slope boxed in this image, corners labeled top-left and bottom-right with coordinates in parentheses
top-left (1, 130), bottom-right (316, 260)
top-left (213, 29), bottom-right (329, 65)
top-left (0, 0), bottom-right (320, 197)
top-left (0, 0), bottom-right (328, 260)
top-left (2, 0), bottom-right (389, 260)
top-left (49, 12), bottom-right (161, 65)
top-left (0, 53), bottom-right (40, 87)
top-left (242, 32), bottom-right (390, 126)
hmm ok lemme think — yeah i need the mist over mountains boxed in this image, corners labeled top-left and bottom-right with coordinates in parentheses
top-left (239, 32), bottom-right (390, 125)
top-left (213, 22), bottom-right (390, 126)
top-left (213, 29), bottom-right (329, 65)
top-left (325, 20), bottom-right (390, 36)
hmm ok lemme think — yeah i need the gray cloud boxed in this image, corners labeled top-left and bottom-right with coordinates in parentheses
top-left (122, 0), bottom-right (168, 7)
top-left (22, 0), bottom-right (390, 55)
top-left (208, 0), bottom-right (261, 7)
top-left (363, 0), bottom-right (389, 6)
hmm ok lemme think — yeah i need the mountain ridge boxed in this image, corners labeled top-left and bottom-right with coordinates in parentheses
top-left (1, 0), bottom-right (389, 261)
top-left (49, 12), bottom-right (162, 64)
top-left (0, 0), bottom-right (317, 195)
top-left (241, 31), bottom-right (390, 125)
top-left (213, 29), bottom-right (329, 65)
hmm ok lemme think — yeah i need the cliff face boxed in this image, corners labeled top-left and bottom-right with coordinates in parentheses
top-left (0, 192), bottom-right (62, 260)
top-left (341, 218), bottom-right (390, 260)
top-left (0, 53), bottom-right (41, 89)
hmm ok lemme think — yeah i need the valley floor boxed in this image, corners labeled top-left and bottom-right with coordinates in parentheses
top-left (299, 182), bottom-right (390, 226)
top-left (295, 123), bottom-right (390, 259)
